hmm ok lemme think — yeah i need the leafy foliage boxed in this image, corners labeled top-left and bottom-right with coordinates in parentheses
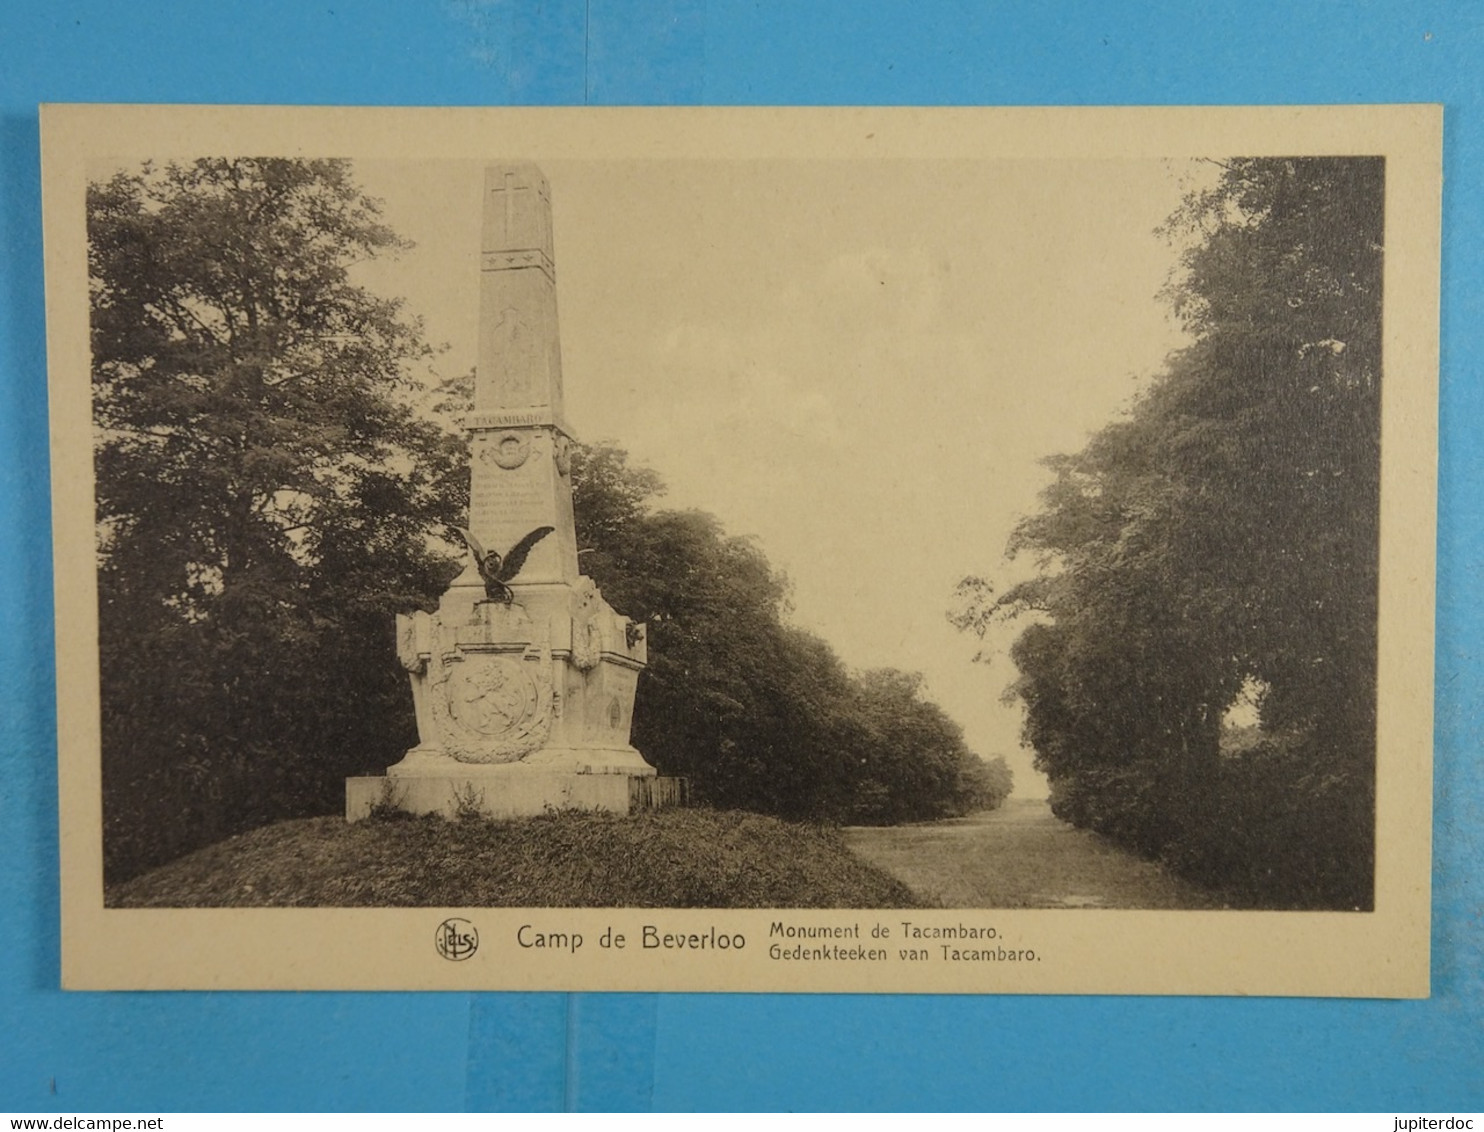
top-left (569, 443), bottom-right (1006, 824)
top-left (91, 159), bottom-right (464, 883)
top-left (955, 158), bottom-right (1382, 909)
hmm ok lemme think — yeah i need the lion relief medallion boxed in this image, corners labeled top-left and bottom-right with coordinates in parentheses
top-left (433, 650), bottom-right (553, 762)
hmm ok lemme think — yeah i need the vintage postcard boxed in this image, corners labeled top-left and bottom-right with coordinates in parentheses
top-left (42, 105), bottom-right (1440, 994)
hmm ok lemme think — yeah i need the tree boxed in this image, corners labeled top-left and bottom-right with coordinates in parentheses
top-left (91, 158), bottom-right (464, 882)
top-left (571, 444), bottom-right (1006, 824)
top-left (955, 158), bottom-right (1382, 908)
top-left (843, 668), bottom-right (1002, 824)
top-left (569, 445), bottom-right (851, 817)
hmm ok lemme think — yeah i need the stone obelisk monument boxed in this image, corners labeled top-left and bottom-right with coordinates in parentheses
top-left (347, 163), bottom-right (660, 820)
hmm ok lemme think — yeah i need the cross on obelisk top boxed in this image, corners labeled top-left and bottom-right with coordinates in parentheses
top-left (478, 163), bottom-right (560, 417)
top-left (481, 163), bottom-right (554, 277)
top-left (490, 170), bottom-right (528, 240)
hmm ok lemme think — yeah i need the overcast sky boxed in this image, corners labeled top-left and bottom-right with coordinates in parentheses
top-left (354, 158), bottom-right (1205, 798)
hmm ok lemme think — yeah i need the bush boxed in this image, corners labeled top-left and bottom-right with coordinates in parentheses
top-left (1046, 737), bottom-right (1373, 910)
top-left (1162, 740), bottom-right (1374, 910)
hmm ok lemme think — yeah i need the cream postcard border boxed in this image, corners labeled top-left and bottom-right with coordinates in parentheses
top-left (42, 105), bottom-right (1440, 995)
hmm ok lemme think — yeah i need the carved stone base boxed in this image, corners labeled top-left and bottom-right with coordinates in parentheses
top-left (352, 575), bottom-right (655, 821)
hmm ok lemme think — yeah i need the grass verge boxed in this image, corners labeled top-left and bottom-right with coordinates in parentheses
top-left (106, 807), bottom-right (924, 908)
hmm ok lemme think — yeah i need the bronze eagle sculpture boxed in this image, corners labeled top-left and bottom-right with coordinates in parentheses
top-left (454, 525), bottom-right (555, 605)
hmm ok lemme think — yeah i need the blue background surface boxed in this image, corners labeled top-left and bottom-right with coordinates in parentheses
top-left (1, 0), bottom-right (1480, 1112)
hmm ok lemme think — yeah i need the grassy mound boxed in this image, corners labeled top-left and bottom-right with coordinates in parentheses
top-left (106, 807), bottom-right (924, 909)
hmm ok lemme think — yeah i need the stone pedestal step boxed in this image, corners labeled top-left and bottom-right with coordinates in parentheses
top-left (346, 771), bottom-right (689, 822)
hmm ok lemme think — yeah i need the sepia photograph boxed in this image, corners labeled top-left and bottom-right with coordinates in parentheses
top-left (44, 105), bottom-right (1439, 994)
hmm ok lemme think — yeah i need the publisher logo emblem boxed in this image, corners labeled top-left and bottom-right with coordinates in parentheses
top-left (435, 918), bottom-right (479, 961)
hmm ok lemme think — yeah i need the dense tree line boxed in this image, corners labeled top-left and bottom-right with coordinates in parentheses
top-left (91, 158), bottom-right (1006, 883)
top-left (954, 158), bottom-right (1382, 909)
top-left (569, 443), bottom-right (1012, 824)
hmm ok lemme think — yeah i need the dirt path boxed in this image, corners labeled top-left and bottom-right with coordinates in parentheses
top-left (843, 797), bottom-right (1221, 909)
